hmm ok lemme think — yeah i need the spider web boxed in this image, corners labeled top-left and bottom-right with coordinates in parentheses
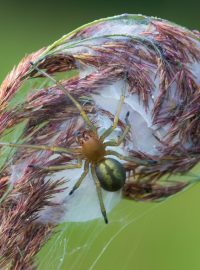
top-left (36, 176), bottom-right (200, 270)
top-left (37, 201), bottom-right (160, 270)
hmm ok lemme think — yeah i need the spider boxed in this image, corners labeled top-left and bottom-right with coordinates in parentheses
top-left (0, 63), bottom-right (154, 224)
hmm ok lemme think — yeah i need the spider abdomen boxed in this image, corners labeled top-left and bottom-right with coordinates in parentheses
top-left (95, 158), bottom-right (126, 191)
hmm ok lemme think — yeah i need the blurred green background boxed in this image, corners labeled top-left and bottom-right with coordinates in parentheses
top-left (1, 0), bottom-right (200, 269)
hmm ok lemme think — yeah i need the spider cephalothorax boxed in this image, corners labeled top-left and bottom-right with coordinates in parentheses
top-left (0, 63), bottom-right (154, 224)
top-left (77, 130), bottom-right (106, 162)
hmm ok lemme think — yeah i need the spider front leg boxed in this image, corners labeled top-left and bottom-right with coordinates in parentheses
top-left (106, 150), bottom-right (156, 166)
top-left (30, 158), bottom-right (82, 171)
top-left (30, 62), bottom-right (97, 134)
top-left (91, 164), bottom-right (108, 224)
top-left (0, 141), bottom-right (83, 171)
top-left (69, 161), bottom-right (89, 195)
top-left (104, 111), bottom-right (130, 147)
top-left (100, 82), bottom-right (126, 142)
top-left (0, 142), bottom-right (80, 155)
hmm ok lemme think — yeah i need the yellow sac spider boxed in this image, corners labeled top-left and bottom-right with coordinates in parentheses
top-left (0, 63), bottom-right (155, 224)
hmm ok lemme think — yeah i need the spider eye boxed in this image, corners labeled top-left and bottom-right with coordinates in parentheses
top-left (74, 131), bottom-right (81, 137)
top-left (75, 131), bottom-right (82, 144)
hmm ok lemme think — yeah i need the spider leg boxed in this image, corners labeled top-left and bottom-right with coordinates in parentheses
top-left (100, 81), bottom-right (126, 142)
top-left (106, 150), bottom-right (156, 166)
top-left (91, 164), bottom-right (108, 224)
top-left (104, 111), bottom-right (130, 147)
top-left (69, 161), bottom-right (89, 195)
top-left (30, 62), bottom-right (97, 133)
top-left (0, 142), bottom-right (80, 155)
top-left (30, 158), bottom-right (82, 171)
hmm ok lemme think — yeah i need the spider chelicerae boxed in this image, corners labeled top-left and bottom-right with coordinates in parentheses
top-left (1, 63), bottom-right (154, 224)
